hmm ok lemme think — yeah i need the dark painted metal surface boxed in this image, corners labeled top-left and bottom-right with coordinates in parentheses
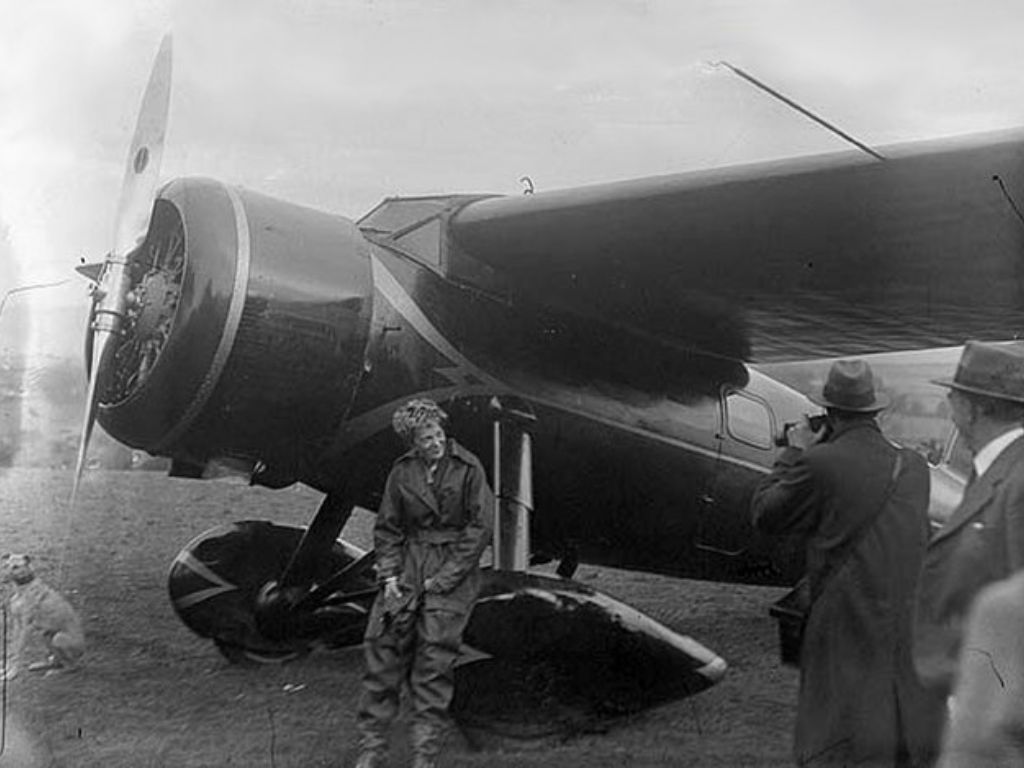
top-left (450, 130), bottom-right (1024, 361)
top-left (323, 245), bottom-right (809, 583)
top-left (453, 569), bottom-right (724, 734)
top-left (87, 178), bottom-right (816, 584)
top-left (91, 176), bottom-right (816, 585)
top-left (168, 521), bottom-right (374, 662)
top-left (168, 523), bottom-right (724, 731)
top-left (99, 178), bottom-right (375, 483)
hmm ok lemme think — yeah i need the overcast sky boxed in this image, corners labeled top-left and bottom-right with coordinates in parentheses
top-left (3, 0), bottom-right (1024, 358)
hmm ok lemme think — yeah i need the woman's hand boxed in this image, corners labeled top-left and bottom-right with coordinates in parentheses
top-left (383, 576), bottom-right (402, 600)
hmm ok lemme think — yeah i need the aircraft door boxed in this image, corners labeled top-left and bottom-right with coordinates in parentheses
top-left (695, 389), bottom-right (776, 559)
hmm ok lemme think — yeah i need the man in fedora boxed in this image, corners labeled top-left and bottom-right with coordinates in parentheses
top-left (752, 359), bottom-right (939, 767)
top-left (914, 340), bottom-right (1024, 755)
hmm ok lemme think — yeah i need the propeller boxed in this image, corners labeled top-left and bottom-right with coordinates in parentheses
top-left (71, 35), bottom-right (173, 503)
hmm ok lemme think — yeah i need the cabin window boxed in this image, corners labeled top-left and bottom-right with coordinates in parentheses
top-left (724, 390), bottom-right (774, 450)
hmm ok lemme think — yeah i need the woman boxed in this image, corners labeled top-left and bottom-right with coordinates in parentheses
top-left (354, 399), bottom-right (493, 768)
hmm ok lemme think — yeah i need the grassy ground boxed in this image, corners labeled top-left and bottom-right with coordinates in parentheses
top-left (0, 468), bottom-right (797, 767)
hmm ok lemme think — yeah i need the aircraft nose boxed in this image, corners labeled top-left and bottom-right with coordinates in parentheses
top-left (97, 178), bottom-right (374, 482)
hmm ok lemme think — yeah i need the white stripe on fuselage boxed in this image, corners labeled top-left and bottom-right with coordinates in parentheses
top-left (343, 253), bottom-right (770, 476)
top-left (153, 184), bottom-right (253, 452)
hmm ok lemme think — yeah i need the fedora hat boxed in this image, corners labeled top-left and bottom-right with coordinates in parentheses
top-left (810, 359), bottom-right (890, 412)
top-left (932, 341), bottom-right (1024, 403)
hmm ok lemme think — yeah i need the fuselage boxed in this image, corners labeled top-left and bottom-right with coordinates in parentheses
top-left (94, 130), bottom-right (1015, 587)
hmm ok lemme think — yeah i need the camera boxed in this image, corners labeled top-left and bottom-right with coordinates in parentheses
top-left (774, 414), bottom-right (831, 447)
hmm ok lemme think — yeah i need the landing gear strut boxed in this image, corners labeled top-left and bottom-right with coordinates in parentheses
top-left (490, 397), bottom-right (535, 572)
top-left (254, 491), bottom-right (358, 641)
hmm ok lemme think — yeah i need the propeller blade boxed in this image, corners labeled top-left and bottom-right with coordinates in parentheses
top-left (70, 330), bottom-right (115, 503)
top-left (71, 35), bottom-right (174, 503)
top-left (278, 493), bottom-right (356, 589)
top-left (114, 34), bottom-right (173, 257)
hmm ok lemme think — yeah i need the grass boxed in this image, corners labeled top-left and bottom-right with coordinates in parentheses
top-left (0, 468), bottom-right (796, 767)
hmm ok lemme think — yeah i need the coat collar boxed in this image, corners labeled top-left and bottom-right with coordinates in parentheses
top-left (394, 439), bottom-right (473, 467)
top-left (828, 418), bottom-right (881, 442)
top-left (931, 435), bottom-right (1024, 545)
top-left (392, 440), bottom-right (476, 516)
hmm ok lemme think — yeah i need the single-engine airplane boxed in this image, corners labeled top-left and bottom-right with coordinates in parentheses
top-left (71, 36), bottom-right (1020, 732)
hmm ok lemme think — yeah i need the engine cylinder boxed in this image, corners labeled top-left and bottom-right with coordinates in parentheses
top-left (98, 178), bottom-right (374, 481)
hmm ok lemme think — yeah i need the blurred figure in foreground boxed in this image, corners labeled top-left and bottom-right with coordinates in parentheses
top-left (936, 571), bottom-right (1024, 768)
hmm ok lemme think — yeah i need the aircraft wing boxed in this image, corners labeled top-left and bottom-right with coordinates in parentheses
top-left (444, 129), bottom-right (1024, 363)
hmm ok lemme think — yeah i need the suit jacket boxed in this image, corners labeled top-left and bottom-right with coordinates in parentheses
top-left (752, 420), bottom-right (940, 765)
top-left (914, 435), bottom-right (1024, 696)
top-left (938, 571), bottom-right (1024, 768)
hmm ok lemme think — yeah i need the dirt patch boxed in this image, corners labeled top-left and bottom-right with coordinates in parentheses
top-left (0, 468), bottom-right (797, 767)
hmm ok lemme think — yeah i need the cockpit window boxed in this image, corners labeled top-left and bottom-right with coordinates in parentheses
top-left (724, 390), bottom-right (774, 450)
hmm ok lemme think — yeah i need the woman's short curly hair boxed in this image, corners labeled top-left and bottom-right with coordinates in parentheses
top-left (392, 398), bottom-right (448, 444)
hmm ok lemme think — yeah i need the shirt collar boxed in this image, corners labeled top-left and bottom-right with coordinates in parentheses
top-left (973, 426), bottom-right (1024, 478)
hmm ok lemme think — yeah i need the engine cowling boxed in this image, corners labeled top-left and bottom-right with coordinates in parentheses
top-left (97, 178), bottom-right (374, 483)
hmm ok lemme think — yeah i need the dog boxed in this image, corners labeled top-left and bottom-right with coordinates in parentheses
top-left (1, 554), bottom-right (85, 680)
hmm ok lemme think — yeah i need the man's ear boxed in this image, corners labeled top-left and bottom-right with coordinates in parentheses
top-left (964, 399), bottom-right (982, 429)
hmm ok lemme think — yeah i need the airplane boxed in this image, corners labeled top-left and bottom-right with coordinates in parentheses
top-left (71, 35), bottom-right (1016, 733)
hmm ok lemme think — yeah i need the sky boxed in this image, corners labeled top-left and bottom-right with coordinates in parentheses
top-left (3, 0), bottom-right (1024, 360)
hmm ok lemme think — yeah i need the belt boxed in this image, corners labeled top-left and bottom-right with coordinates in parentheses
top-left (408, 529), bottom-right (462, 544)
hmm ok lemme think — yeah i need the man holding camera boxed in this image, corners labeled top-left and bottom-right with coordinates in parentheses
top-left (752, 359), bottom-right (941, 767)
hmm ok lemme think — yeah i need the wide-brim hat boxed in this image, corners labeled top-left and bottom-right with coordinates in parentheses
top-left (932, 340), bottom-right (1024, 404)
top-left (810, 359), bottom-right (890, 412)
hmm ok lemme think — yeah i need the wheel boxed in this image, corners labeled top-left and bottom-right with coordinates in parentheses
top-left (168, 520), bottom-right (371, 663)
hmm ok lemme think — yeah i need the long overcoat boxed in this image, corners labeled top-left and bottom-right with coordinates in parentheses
top-left (366, 439), bottom-right (493, 636)
top-left (752, 420), bottom-right (942, 766)
top-left (914, 435), bottom-right (1024, 697)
